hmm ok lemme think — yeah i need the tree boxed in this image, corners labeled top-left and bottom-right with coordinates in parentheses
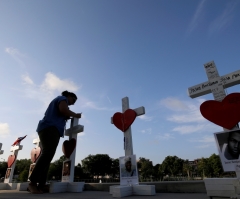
top-left (138, 157), bottom-right (154, 180)
top-left (161, 156), bottom-right (184, 176)
top-left (197, 157), bottom-right (210, 177)
top-left (152, 164), bottom-right (163, 180)
top-left (18, 170), bottom-right (29, 182)
top-left (208, 154), bottom-right (223, 177)
top-left (0, 161), bottom-right (7, 179)
top-left (157, 164), bottom-right (165, 181)
top-left (82, 154), bottom-right (112, 178)
top-left (47, 155), bottom-right (66, 181)
top-left (14, 159), bottom-right (31, 175)
top-left (183, 159), bottom-right (193, 179)
top-left (110, 158), bottom-right (119, 178)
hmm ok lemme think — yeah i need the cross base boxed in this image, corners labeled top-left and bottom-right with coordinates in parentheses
top-left (204, 178), bottom-right (240, 198)
top-left (0, 182), bottom-right (28, 191)
top-left (49, 182), bottom-right (85, 193)
top-left (109, 185), bottom-right (155, 198)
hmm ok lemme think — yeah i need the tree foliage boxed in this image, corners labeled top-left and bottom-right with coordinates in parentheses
top-left (48, 155), bottom-right (66, 180)
top-left (138, 157), bottom-right (153, 179)
top-left (82, 154), bottom-right (112, 178)
top-left (111, 158), bottom-right (119, 178)
top-left (0, 161), bottom-right (7, 179)
top-left (161, 156), bottom-right (184, 176)
top-left (197, 154), bottom-right (223, 177)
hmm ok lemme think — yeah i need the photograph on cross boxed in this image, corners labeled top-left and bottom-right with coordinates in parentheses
top-left (119, 155), bottom-right (139, 186)
top-left (214, 129), bottom-right (240, 171)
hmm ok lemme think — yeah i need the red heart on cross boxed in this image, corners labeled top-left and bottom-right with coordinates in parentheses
top-left (31, 147), bottom-right (41, 163)
top-left (8, 155), bottom-right (16, 168)
top-left (62, 138), bottom-right (76, 158)
top-left (200, 93), bottom-right (240, 130)
top-left (112, 109), bottom-right (137, 132)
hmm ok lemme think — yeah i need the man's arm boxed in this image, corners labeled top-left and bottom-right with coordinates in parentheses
top-left (59, 100), bottom-right (81, 118)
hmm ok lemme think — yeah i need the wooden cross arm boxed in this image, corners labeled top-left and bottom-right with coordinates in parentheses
top-left (10, 145), bottom-right (23, 152)
top-left (188, 70), bottom-right (240, 98)
top-left (33, 138), bottom-right (40, 144)
top-left (65, 125), bottom-right (84, 136)
top-left (111, 106), bottom-right (145, 124)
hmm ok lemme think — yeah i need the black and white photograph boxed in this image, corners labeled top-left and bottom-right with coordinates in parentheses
top-left (119, 155), bottom-right (138, 186)
top-left (214, 129), bottom-right (240, 171)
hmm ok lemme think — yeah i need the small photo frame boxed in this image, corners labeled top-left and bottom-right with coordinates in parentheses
top-left (28, 163), bottom-right (36, 180)
top-left (214, 129), bottom-right (240, 171)
top-left (5, 168), bottom-right (11, 179)
top-left (62, 160), bottom-right (71, 182)
top-left (119, 155), bottom-right (139, 186)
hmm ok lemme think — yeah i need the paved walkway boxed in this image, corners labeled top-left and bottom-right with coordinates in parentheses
top-left (0, 190), bottom-right (210, 199)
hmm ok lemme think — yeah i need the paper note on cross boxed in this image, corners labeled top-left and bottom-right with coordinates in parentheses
top-left (0, 143), bottom-right (3, 155)
top-left (62, 117), bottom-right (84, 182)
top-left (4, 143), bottom-right (23, 183)
top-left (111, 97), bottom-right (145, 156)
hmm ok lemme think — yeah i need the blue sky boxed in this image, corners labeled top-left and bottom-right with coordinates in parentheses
top-left (1, 0), bottom-right (240, 166)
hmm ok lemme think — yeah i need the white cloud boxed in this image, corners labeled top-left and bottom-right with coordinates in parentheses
top-left (189, 135), bottom-right (215, 148)
top-left (79, 98), bottom-right (115, 111)
top-left (41, 72), bottom-right (79, 92)
top-left (141, 128), bottom-right (152, 134)
top-left (160, 98), bottom-right (189, 111)
top-left (29, 133), bottom-right (38, 139)
top-left (139, 115), bottom-right (153, 122)
top-left (156, 133), bottom-right (175, 140)
top-left (209, 1), bottom-right (239, 35)
top-left (82, 101), bottom-right (107, 110)
top-left (186, 0), bottom-right (206, 36)
top-left (196, 144), bottom-right (211, 148)
top-left (167, 112), bottom-right (205, 123)
top-left (0, 123), bottom-right (10, 137)
top-left (159, 97), bottom-right (222, 134)
top-left (78, 132), bottom-right (85, 137)
top-left (107, 96), bottom-right (112, 104)
top-left (22, 74), bottom-right (34, 85)
top-left (160, 97), bottom-right (206, 123)
top-left (172, 124), bottom-right (206, 134)
top-left (190, 135), bottom-right (215, 143)
top-left (20, 72), bottom-right (80, 109)
top-left (5, 47), bottom-right (26, 67)
top-left (20, 73), bottom-right (111, 112)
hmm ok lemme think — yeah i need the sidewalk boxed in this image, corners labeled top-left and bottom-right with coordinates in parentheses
top-left (0, 190), bottom-right (210, 199)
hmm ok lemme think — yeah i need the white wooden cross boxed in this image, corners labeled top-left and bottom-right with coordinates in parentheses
top-left (188, 61), bottom-right (240, 198)
top-left (188, 60), bottom-right (240, 100)
top-left (188, 60), bottom-right (240, 136)
top-left (33, 137), bottom-right (42, 148)
top-left (4, 143), bottom-right (23, 183)
top-left (109, 98), bottom-right (157, 197)
top-left (62, 117), bottom-right (84, 182)
top-left (111, 97), bottom-right (145, 156)
top-left (0, 143), bottom-right (3, 155)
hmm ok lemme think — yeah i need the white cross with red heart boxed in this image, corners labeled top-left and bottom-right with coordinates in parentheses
top-left (111, 97), bottom-right (145, 156)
